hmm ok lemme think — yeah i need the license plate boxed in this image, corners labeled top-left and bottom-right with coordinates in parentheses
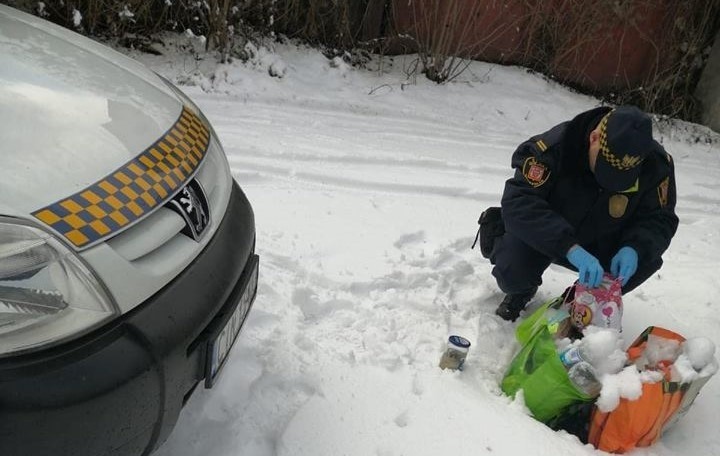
top-left (205, 256), bottom-right (258, 388)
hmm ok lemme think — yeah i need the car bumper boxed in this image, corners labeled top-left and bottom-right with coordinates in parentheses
top-left (0, 181), bottom-right (257, 456)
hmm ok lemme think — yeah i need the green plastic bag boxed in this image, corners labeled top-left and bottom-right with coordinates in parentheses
top-left (501, 297), bottom-right (593, 423)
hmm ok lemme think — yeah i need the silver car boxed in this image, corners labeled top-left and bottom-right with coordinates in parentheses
top-left (0, 5), bottom-right (258, 455)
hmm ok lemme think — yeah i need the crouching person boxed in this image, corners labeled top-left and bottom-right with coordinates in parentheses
top-left (478, 105), bottom-right (679, 321)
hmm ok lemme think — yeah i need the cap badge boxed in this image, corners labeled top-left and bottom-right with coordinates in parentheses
top-left (620, 155), bottom-right (642, 169)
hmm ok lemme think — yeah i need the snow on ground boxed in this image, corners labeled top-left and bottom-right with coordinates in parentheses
top-left (127, 38), bottom-right (720, 456)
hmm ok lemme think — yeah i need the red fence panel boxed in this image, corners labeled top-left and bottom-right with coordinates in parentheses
top-left (390, 0), bottom-right (678, 92)
top-left (391, 0), bottom-right (531, 63)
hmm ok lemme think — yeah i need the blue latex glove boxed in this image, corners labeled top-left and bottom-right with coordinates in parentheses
top-left (566, 245), bottom-right (604, 288)
top-left (611, 246), bottom-right (638, 287)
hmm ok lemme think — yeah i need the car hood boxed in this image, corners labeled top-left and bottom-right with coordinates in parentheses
top-left (0, 5), bottom-right (183, 217)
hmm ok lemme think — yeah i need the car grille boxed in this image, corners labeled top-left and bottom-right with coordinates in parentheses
top-left (107, 141), bottom-right (224, 262)
top-left (81, 137), bottom-right (232, 313)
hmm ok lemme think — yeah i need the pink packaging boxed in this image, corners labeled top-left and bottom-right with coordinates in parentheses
top-left (569, 275), bottom-right (623, 331)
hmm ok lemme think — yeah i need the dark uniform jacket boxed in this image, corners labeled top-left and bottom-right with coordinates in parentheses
top-left (501, 107), bottom-right (679, 267)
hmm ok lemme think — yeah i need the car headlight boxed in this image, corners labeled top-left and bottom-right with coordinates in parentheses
top-left (0, 217), bottom-right (119, 357)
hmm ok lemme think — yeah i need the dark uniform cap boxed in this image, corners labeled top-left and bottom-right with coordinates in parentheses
top-left (594, 105), bottom-right (653, 192)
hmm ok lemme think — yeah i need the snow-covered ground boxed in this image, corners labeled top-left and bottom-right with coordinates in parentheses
top-left (129, 38), bottom-right (720, 456)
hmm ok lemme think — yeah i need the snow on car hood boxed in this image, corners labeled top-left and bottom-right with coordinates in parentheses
top-left (0, 5), bottom-right (183, 217)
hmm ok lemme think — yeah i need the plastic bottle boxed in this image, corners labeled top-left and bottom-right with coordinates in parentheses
top-left (439, 335), bottom-right (471, 371)
top-left (559, 344), bottom-right (590, 368)
top-left (568, 361), bottom-right (602, 396)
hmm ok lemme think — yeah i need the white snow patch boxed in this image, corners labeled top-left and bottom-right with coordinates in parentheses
top-left (72, 8), bottom-right (81, 27)
top-left (114, 37), bottom-right (720, 456)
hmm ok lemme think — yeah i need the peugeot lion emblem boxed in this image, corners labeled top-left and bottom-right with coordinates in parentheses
top-left (167, 179), bottom-right (210, 241)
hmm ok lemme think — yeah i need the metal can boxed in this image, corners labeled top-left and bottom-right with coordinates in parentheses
top-left (439, 335), bottom-right (471, 370)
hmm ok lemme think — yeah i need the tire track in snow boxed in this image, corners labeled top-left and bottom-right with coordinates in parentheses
top-left (206, 96), bottom-right (519, 202)
top-left (229, 157), bottom-right (501, 201)
top-left (290, 170), bottom-right (497, 200)
top-left (227, 148), bottom-right (509, 176)
top-left (219, 126), bottom-right (513, 154)
top-left (204, 98), bottom-right (521, 154)
top-left (199, 96), bottom-right (482, 136)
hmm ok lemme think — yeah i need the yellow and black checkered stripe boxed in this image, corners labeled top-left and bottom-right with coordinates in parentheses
top-left (598, 111), bottom-right (643, 171)
top-left (33, 106), bottom-right (210, 249)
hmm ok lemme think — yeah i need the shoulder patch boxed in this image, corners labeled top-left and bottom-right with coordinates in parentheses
top-left (522, 157), bottom-right (551, 187)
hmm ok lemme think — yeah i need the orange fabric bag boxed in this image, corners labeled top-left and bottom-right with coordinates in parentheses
top-left (588, 327), bottom-right (693, 453)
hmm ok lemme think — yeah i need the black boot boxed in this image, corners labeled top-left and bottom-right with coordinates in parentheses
top-left (495, 287), bottom-right (537, 321)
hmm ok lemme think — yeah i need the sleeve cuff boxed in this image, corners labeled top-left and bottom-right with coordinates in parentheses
top-left (556, 237), bottom-right (579, 261)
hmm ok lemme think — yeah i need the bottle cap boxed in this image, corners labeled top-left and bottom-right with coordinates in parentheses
top-left (448, 335), bottom-right (471, 350)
